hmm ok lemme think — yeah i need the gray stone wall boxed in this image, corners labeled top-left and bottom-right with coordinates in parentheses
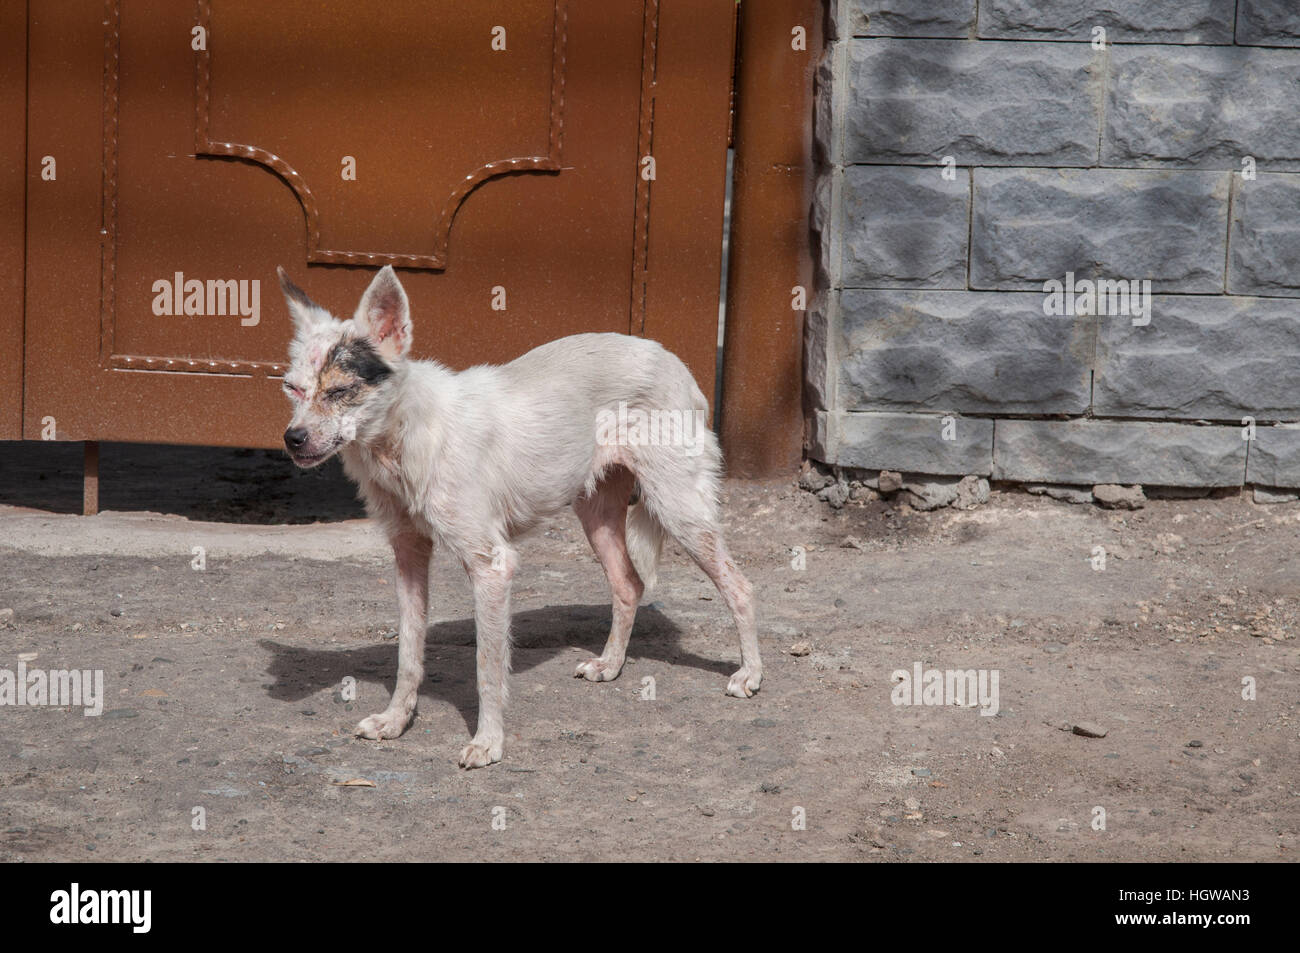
top-left (809, 0), bottom-right (1300, 492)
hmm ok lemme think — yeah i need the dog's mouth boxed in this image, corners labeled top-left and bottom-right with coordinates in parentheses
top-left (289, 445), bottom-right (336, 468)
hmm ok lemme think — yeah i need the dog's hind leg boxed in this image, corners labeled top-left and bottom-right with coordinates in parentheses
top-left (357, 529), bottom-right (432, 740)
top-left (458, 544), bottom-right (517, 769)
top-left (680, 527), bottom-right (761, 698)
top-left (638, 463), bottom-right (762, 698)
top-left (573, 465), bottom-right (643, 683)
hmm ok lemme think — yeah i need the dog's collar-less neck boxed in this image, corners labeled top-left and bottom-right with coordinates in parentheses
top-left (358, 429), bottom-right (403, 475)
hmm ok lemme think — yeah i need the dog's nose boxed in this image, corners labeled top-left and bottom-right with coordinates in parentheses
top-left (284, 427), bottom-right (309, 451)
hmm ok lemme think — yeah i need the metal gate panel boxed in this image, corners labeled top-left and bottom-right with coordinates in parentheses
top-left (642, 0), bottom-right (736, 409)
top-left (0, 0), bottom-right (25, 439)
top-left (24, 0), bottom-right (732, 448)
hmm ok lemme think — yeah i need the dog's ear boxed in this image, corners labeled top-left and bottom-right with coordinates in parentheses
top-left (353, 265), bottom-right (411, 361)
top-left (277, 266), bottom-right (331, 332)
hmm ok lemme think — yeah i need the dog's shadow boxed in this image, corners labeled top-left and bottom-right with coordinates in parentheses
top-left (260, 603), bottom-right (731, 733)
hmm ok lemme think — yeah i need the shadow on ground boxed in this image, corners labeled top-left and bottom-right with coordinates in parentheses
top-left (260, 603), bottom-right (732, 733)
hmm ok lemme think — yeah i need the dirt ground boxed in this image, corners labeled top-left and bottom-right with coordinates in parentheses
top-left (0, 441), bottom-right (1297, 861)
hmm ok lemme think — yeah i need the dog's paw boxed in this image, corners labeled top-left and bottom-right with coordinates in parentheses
top-left (457, 735), bottom-right (503, 769)
top-left (574, 656), bottom-right (623, 682)
top-left (355, 708), bottom-right (411, 741)
top-left (725, 667), bottom-right (762, 698)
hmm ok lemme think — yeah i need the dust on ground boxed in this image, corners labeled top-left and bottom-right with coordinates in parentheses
top-left (0, 441), bottom-right (1296, 861)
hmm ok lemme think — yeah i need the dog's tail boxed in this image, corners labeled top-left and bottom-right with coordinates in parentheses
top-left (626, 487), bottom-right (665, 597)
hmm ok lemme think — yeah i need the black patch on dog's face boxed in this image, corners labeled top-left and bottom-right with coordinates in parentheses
top-left (329, 337), bottom-right (393, 386)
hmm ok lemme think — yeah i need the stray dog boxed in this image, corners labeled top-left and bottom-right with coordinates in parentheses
top-left (278, 266), bottom-right (760, 768)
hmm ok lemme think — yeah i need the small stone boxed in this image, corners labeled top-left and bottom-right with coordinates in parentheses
top-left (1253, 487), bottom-right (1300, 505)
top-left (789, 641), bottom-right (812, 657)
top-left (798, 466), bottom-right (831, 492)
top-left (1187, 740), bottom-right (1204, 748)
top-left (912, 767), bottom-right (931, 777)
top-left (878, 470), bottom-right (903, 494)
top-left (1025, 484), bottom-right (1093, 504)
top-left (103, 709), bottom-right (139, 720)
top-left (900, 481), bottom-right (957, 511)
top-left (840, 536), bottom-right (865, 550)
top-left (751, 718), bottom-right (777, 728)
top-left (817, 482), bottom-right (850, 509)
top-left (903, 797), bottom-right (921, 811)
top-left (1092, 484), bottom-right (1145, 510)
top-left (952, 475), bottom-right (991, 510)
top-left (0, 608), bottom-right (13, 624)
top-left (109, 608), bottom-right (122, 617)
top-left (697, 805), bottom-right (715, 817)
top-left (1072, 722), bottom-right (1108, 738)
top-left (899, 475), bottom-right (989, 512)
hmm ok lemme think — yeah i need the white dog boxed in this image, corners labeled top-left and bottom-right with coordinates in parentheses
top-left (278, 266), bottom-right (761, 768)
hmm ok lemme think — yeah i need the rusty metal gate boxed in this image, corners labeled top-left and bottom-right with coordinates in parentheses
top-left (9, 0), bottom-right (736, 452)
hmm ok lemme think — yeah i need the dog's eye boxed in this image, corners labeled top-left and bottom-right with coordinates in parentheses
top-left (282, 382), bottom-right (304, 400)
top-left (325, 385), bottom-right (356, 401)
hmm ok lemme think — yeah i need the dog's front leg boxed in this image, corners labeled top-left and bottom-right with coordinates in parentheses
top-left (356, 530), bottom-right (432, 740)
top-left (458, 545), bottom-right (516, 768)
